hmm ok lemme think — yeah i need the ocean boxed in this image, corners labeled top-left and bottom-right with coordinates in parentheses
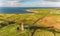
top-left (0, 7), bottom-right (34, 14)
top-left (0, 7), bottom-right (60, 14)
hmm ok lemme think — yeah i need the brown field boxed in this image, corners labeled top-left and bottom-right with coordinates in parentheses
top-left (36, 16), bottom-right (60, 29)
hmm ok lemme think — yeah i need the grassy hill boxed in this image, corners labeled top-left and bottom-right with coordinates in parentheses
top-left (0, 8), bottom-right (60, 36)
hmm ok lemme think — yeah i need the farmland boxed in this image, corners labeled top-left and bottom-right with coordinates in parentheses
top-left (0, 8), bottom-right (60, 36)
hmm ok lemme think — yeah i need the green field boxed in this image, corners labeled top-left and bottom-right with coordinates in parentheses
top-left (0, 9), bottom-right (60, 36)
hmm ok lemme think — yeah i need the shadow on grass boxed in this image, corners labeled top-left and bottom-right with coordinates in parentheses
top-left (0, 21), bottom-right (16, 28)
top-left (25, 26), bottom-right (60, 36)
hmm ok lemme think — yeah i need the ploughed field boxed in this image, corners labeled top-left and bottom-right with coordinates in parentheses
top-left (0, 8), bottom-right (60, 36)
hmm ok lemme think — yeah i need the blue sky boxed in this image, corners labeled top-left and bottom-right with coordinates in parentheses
top-left (0, 0), bottom-right (60, 7)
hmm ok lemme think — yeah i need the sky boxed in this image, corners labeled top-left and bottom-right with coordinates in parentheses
top-left (0, 0), bottom-right (60, 7)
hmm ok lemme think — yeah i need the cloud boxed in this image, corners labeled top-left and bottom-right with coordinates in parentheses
top-left (15, 2), bottom-right (60, 7)
top-left (0, 0), bottom-right (60, 7)
top-left (45, 0), bottom-right (60, 2)
top-left (1, 0), bottom-right (22, 2)
top-left (0, 0), bottom-right (22, 7)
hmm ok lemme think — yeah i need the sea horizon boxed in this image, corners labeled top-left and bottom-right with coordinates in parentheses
top-left (0, 7), bottom-right (60, 14)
